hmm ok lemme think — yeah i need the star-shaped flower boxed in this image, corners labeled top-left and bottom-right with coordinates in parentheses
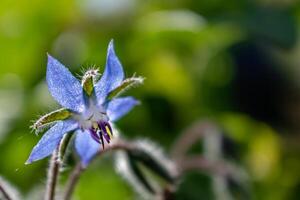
top-left (26, 40), bottom-right (143, 166)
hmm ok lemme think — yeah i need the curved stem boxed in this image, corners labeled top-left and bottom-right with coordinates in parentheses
top-left (45, 150), bottom-right (60, 200)
top-left (170, 120), bottom-right (217, 161)
top-left (95, 139), bottom-right (134, 156)
top-left (63, 163), bottom-right (83, 200)
top-left (0, 183), bottom-right (12, 200)
top-left (178, 155), bottom-right (247, 183)
top-left (45, 134), bottom-right (73, 200)
top-left (179, 156), bottom-right (231, 177)
top-left (63, 139), bottom-right (134, 200)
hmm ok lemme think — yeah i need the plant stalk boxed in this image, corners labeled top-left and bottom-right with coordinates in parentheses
top-left (45, 149), bottom-right (60, 200)
top-left (63, 139), bottom-right (134, 200)
top-left (0, 183), bottom-right (12, 200)
top-left (63, 163), bottom-right (83, 200)
top-left (45, 134), bottom-right (73, 200)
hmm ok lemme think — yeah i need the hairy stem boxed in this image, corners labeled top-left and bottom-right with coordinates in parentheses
top-left (171, 120), bottom-right (217, 161)
top-left (179, 156), bottom-right (233, 177)
top-left (0, 183), bottom-right (12, 200)
top-left (45, 134), bottom-right (73, 200)
top-left (63, 139), bottom-right (134, 200)
top-left (45, 150), bottom-right (60, 200)
top-left (63, 163), bottom-right (83, 200)
top-left (95, 139), bottom-right (134, 156)
top-left (171, 120), bottom-right (237, 178)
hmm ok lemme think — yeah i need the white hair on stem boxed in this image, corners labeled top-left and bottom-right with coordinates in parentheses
top-left (114, 138), bottom-right (178, 200)
top-left (0, 176), bottom-right (22, 200)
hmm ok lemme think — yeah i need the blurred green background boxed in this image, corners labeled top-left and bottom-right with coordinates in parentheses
top-left (1, 0), bottom-right (300, 199)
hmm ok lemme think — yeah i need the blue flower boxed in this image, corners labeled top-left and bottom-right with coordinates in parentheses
top-left (26, 40), bottom-right (142, 166)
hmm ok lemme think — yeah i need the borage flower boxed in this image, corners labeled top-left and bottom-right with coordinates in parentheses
top-left (26, 40), bottom-right (143, 166)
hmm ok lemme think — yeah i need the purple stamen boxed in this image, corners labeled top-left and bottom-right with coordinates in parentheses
top-left (98, 121), bottom-right (113, 143)
top-left (99, 133), bottom-right (105, 150)
top-left (103, 132), bottom-right (111, 143)
top-left (89, 128), bottom-right (100, 143)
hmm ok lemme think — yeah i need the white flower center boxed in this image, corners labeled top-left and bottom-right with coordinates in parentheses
top-left (74, 102), bottom-right (108, 130)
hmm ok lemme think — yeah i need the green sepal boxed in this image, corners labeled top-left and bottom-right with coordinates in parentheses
top-left (32, 108), bottom-right (71, 130)
top-left (58, 133), bottom-right (74, 162)
top-left (81, 69), bottom-right (99, 96)
top-left (128, 148), bottom-right (176, 184)
top-left (107, 76), bottom-right (144, 100)
top-left (127, 152), bottom-right (156, 194)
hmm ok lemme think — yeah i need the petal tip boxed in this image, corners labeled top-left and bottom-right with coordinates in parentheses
top-left (135, 100), bottom-right (141, 105)
top-left (46, 54), bottom-right (57, 71)
top-left (130, 97), bottom-right (141, 105)
top-left (107, 39), bottom-right (116, 54)
top-left (109, 39), bottom-right (114, 46)
top-left (25, 159), bottom-right (32, 165)
top-left (107, 39), bottom-right (121, 60)
top-left (46, 53), bottom-right (55, 62)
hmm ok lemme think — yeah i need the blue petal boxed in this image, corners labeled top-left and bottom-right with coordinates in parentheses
top-left (47, 55), bottom-right (85, 113)
top-left (26, 120), bottom-right (78, 164)
top-left (95, 40), bottom-right (124, 103)
top-left (107, 97), bottom-right (139, 122)
top-left (75, 129), bottom-right (101, 167)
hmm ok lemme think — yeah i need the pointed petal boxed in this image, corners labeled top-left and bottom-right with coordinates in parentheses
top-left (46, 55), bottom-right (85, 112)
top-left (95, 40), bottom-right (124, 103)
top-left (107, 97), bottom-right (139, 122)
top-left (26, 120), bottom-right (78, 164)
top-left (75, 129), bottom-right (101, 167)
